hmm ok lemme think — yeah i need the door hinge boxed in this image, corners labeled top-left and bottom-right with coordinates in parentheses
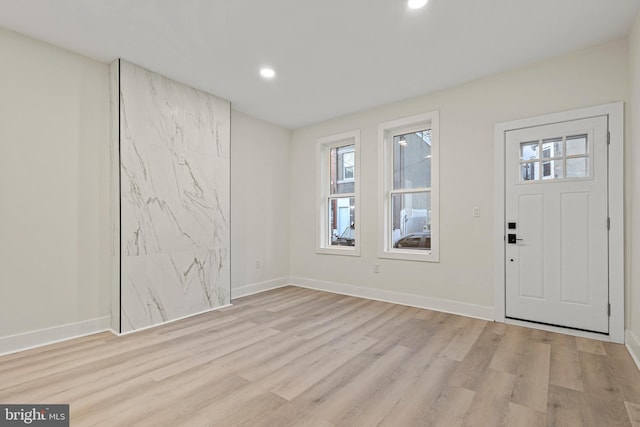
top-left (607, 217), bottom-right (611, 230)
top-left (607, 131), bottom-right (611, 145)
top-left (608, 303), bottom-right (611, 317)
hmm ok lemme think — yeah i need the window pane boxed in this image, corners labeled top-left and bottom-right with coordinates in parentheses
top-left (566, 157), bottom-right (589, 178)
top-left (343, 151), bottom-right (354, 179)
top-left (542, 160), bottom-right (563, 180)
top-left (521, 161), bottom-right (539, 181)
top-left (520, 142), bottom-right (539, 161)
top-left (393, 130), bottom-right (431, 190)
top-left (396, 236), bottom-right (423, 248)
top-left (391, 192), bottom-right (430, 250)
top-left (542, 138), bottom-right (563, 158)
top-left (329, 197), bottom-right (355, 246)
top-left (566, 135), bottom-right (587, 156)
top-left (330, 145), bottom-right (355, 194)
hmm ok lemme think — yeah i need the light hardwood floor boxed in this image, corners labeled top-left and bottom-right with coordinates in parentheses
top-left (1, 286), bottom-right (640, 426)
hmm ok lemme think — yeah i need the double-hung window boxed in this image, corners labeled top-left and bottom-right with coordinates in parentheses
top-left (379, 112), bottom-right (439, 262)
top-left (317, 130), bottom-right (360, 256)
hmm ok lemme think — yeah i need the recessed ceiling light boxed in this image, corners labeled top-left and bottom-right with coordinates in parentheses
top-left (260, 67), bottom-right (276, 79)
top-left (408, 0), bottom-right (428, 9)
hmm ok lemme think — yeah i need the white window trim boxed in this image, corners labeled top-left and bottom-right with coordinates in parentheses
top-left (316, 129), bottom-right (361, 256)
top-left (378, 111), bottom-right (439, 262)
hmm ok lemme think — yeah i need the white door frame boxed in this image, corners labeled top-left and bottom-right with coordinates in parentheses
top-left (494, 102), bottom-right (624, 343)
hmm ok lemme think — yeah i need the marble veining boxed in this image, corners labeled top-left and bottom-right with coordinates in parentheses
top-left (116, 60), bottom-right (230, 333)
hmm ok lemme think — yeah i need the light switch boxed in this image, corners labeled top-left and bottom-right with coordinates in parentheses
top-left (472, 206), bottom-right (480, 217)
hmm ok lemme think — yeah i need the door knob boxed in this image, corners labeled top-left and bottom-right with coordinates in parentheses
top-left (508, 234), bottom-right (523, 244)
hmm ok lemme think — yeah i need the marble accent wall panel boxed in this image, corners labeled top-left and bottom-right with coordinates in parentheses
top-left (117, 60), bottom-right (230, 333)
top-left (109, 60), bottom-right (121, 332)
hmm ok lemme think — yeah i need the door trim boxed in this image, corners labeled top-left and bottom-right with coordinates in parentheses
top-left (494, 102), bottom-right (624, 343)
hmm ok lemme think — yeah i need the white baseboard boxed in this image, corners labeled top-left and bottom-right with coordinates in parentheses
top-left (118, 303), bottom-right (233, 335)
top-left (232, 277), bottom-right (290, 299)
top-left (0, 316), bottom-right (112, 356)
top-left (626, 329), bottom-right (640, 371)
top-left (290, 276), bottom-right (494, 321)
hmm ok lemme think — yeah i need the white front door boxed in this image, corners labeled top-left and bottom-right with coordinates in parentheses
top-left (505, 115), bottom-right (609, 333)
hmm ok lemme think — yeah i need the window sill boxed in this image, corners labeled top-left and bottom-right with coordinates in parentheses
top-left (378, 249), bottom-right (439, 262)
top-left (317, 246), bottom-right (361, 257)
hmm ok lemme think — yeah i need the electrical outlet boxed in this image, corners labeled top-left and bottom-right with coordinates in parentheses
top-left (373, 264), bottom-right (380, 273)
top-left (178, 153), bottom-right (186, 165)
top-left (255, 259), bottom-right (261, 269)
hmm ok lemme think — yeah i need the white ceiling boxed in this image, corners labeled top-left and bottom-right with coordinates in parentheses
top-left (1, 0), bottom-right (639, 129)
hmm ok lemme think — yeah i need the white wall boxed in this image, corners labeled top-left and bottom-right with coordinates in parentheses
top-left (0, 28), bottom-right (110, 342)
top-left (0, 23), bottom-right (635, 352)
top-left (627, 12), bottom-right (640, 363)
top-left (290, 39), bottom-right (629, 315)
top-left (231, 111), bottom-right (291, 297)
top-left (0, 26), bottom-right (291, 350)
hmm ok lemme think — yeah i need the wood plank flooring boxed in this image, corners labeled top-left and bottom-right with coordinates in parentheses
top-left (1, 286), bottom-right (639, 426)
